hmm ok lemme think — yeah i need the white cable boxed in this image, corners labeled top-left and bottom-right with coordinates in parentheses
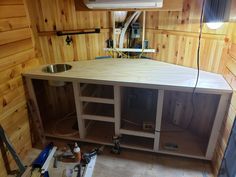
top-left (119, 11), bottom-right (141, 49)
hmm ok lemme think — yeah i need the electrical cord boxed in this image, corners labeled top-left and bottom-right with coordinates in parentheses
top-left (185, 0), bottom-right (206, 130)
top-left (156, 0), bottom-right (206, 133)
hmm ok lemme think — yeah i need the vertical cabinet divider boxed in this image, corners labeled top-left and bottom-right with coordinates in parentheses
top-left (73, 82), bottom-right (86, 138)
top-left (154, 89), bottom-right (164, 152)
top-left (114, 85), bottom-right (121, 135)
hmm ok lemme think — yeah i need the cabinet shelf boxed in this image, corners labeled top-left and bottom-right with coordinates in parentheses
top-left (85, 121), bottom-right (115, 144)
top-left (159, 131), bottom-right (206, 157)
top-left (80, 96), bottom-right (114, 104)
top-left (82, 102), bottom-right (114, 118)
top-left (120, 134), bottom-right (154, 150)
top-left (80, 83), bottom-right (114, 99)
top-left (82, 114), bottom-right (115, 122)
top-left (121, 87), bottom-right (158, 134)
top-left (120, 129), bottom-right (155, 138)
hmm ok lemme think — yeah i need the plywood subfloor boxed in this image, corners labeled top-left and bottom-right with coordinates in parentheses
top-left (19, 145), bottom-right (213, 177)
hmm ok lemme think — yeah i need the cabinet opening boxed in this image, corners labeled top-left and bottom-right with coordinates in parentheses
top-left (120, 87), bottom-right (158, 133)
top-left (85, 120), bottom-right (115, 144)
top-left (32, 79), bottom-right (79, 139)
top-left (80, 83), bottom-right (114, 99)
top-left (82, 102), bottom-right (114, 118)
top-left (120, 134), bottom-right (154, 150)
top-left (159, 90), bottom-right (220, 157)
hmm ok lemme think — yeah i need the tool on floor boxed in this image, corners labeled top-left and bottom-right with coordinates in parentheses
top-left (31, 143), bottom-right (57, 177)
top-left (0, 124), bottom-right (26, 177)
top-left (111, 135), bottom-right (121, 154)
top-left (58, 144), bottom-right (102, 177)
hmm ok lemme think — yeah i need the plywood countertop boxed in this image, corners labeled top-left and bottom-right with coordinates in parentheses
top-left (23, 59), bottom-right (232, 94)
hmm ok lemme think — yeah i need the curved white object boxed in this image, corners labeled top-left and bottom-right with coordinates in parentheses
top-left (119, 11), bottom-right (141, 49)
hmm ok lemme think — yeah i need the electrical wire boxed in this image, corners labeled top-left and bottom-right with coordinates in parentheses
top-left (156, 0), bottom-right (206, 133)
top-left (185, 0), bottom-right (206, 130)
top-left (53, 111), bottom-right (79, 137)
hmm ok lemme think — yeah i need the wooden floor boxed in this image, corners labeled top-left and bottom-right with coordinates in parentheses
top-left (20, 145), bottom-right (213, 177)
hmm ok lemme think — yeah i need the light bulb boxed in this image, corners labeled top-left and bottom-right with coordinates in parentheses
top-left (206, 22), bottom-right (224, 29)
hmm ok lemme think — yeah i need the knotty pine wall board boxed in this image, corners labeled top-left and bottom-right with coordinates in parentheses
top-left (212, 24), bottom-right (236, 175)
top-left (21, 0), bottom-right (236, 175)
top-left (28, 0), bottom-right (232, 75)
top-left (0, 0), bottom-right (38, 176)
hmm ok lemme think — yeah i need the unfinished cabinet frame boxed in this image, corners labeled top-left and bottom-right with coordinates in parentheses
top-left (24, 59), bottom-right (232, 160)
top-left (25, 78), bottom-right (230, 160)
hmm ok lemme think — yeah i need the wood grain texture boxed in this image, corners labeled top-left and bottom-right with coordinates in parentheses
top-left (22, 0), bottom-right (235, 173)
top-left (23, 59), bottom-right (232, 94)
top-left (212, 23), bottom-right (236, 176)
top-left (0, 17), bottom-right (28, 32)
top-left (26, 0), bottom-right (231, 75)
top-left (0, 5), bottom-right (26, 18)
top-left (0, 0), bottom-right (38, 176)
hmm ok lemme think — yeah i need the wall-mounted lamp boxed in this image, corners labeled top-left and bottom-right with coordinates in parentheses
top-left (204, 0), bottom-right (232, 29)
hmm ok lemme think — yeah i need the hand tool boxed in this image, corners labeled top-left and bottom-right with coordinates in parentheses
top-left (0, 125), bottom-right (26, 177)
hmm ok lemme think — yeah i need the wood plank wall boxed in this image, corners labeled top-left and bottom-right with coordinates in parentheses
top-left (145, 0), bottom-right (235, 74)
top-left (0, 0), bottom-right (38, 176)
top-left (27, 0), bottom-right (234, 74)
top-left (24, 0), bottom-right (236, 175)
top-left (212, 23), bottom-right (236, 175)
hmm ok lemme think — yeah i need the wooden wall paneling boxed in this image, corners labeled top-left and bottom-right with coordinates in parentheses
top-left (0, 0), bottom-right (38, 175)
top-left (0, 5), bottom-right (26, 19)
top-left (145, 28), bottom-right (226, 73)
top-left (54, 0), bottom-right (78, 30)
top-left (74, 34), bottom-right (88, 60)
top-left (0, 17), bottom-right (28, 32)
top-left (0, 39), bottom-right (33, 59)
top-left (0, 49), bottom-right (35, 71)
top-left (212, 23), bottom-right (236, 176)
top-left (0, 28), bottom-right (31, 45)
top-left (0, 0), bottom-right (23, 5)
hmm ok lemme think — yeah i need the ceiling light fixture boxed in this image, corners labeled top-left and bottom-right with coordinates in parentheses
top-left (204, 0), bottom-right (232, 29)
